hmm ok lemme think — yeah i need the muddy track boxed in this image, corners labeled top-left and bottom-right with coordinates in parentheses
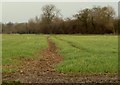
top-left (3, 37), bottom-right (64, 83)
top-left (2, 37), bottom-right (119, 83)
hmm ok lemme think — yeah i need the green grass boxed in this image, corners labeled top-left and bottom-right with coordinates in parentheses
top-left (2, 34), bottom-right (48, 72)
top-left (51, 35), bottom-right (118, 74)
top-left (2, 34), bottom-right (118, 74)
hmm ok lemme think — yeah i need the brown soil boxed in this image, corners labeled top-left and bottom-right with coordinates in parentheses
top-left (2, 37), bottom-right (119, 83)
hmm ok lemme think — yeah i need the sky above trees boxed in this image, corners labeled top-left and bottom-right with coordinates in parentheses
top-left (1, 2), bottom-right (118, 23)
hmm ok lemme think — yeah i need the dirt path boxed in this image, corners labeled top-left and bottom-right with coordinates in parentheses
top-left (2, 37), bottom-right (118, 83)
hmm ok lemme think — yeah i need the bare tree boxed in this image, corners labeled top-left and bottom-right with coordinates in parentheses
top-left (41, 4), bottom-right (61, 24)
top-left (74, 8), bottom-right (91, 33)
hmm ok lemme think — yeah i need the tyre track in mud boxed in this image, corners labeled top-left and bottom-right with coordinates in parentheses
top-left (2, 36), bottom-right (118, 83)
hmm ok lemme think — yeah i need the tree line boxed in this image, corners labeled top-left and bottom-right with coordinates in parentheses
top-left (1, 4), bottom-right (120, 34)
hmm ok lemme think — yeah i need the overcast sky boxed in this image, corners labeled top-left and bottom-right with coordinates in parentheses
top-left (1, 2), bottom-right (118, 23)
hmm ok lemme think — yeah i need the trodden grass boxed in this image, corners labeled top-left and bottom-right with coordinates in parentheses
top-left (52, 35), bottom-right (118, 74)
top-left (2, 34), bottom-right (48, 72)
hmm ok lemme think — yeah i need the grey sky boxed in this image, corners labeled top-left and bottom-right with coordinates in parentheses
top-left (2, 2), bottom-right (118, 23)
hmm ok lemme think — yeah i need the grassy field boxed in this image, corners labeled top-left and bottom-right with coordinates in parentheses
top-left (52, 35), bottom-right (118, 74)
top-left (2, 34), bottom-right (118, 74)
top-left (2, 34), bottom-right (48, 72)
